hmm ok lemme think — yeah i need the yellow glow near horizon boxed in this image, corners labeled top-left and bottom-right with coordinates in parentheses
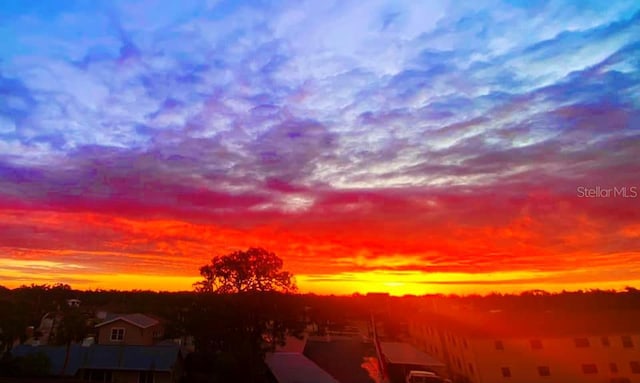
top-left (2, 264), bottom-right (637, 296)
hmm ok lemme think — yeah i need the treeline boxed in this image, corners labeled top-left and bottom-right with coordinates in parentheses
top-left (2, 284), bottom-right (639, 346)
top-left (423, 287), bottom-right (640, 312)
top-left (2, 285), bottom-right (640, 330)
top-left (2, 283), bottom-right (640, 382)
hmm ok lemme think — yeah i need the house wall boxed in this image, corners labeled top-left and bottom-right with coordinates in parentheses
top-left (408, 320), bottom-right (640, 383)
top-left (471, 335), bottom-right (640, 383)
top-left (97, 319), bottom-right (163, 346)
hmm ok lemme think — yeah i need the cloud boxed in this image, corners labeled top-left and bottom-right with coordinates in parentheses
top-left (0, 0), bottom-right (639, 293)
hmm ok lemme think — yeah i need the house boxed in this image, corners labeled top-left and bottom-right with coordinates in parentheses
top-left (78, 344), bottom-right (182, 383)
top-left (95, 313), bottom-right (164, 346)
top-left (407, 308), bottom-right (640, 383)
top-left (11, 343), bottom-right (183, 383)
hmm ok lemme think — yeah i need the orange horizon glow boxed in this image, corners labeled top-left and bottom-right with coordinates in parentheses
top-left (1, 207), bottom-right (639, 296)
top-left (1, 208), bottom-right (640, 296)
top-left (1, 271), bottom-right (638, 297)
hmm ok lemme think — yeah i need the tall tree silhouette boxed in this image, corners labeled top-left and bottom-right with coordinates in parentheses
top-left (194, 247), bottom-right (296, 293)
top-left (54, 306), bottom-right (89, 376)
top-left (188, 248), bottom-right (302, 383)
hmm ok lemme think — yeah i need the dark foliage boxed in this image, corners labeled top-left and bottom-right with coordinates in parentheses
top-left (0, 351), bottom-right (51, 377)
top-left (187, 248), bottom-right (304, 383)
top-left (194, 247), bottom-right (296, 294)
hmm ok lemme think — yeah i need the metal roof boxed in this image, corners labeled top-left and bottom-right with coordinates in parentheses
top-left (380, 342), bottom-right (445, 367)
top-left (12, 344), bottom-right (180, 374)
top-left (82, 344), bottom-right (180, 371)
top-left (12, 344), bottom-right (85, 376)
top-left (266, 352), bottom-right (340, 383)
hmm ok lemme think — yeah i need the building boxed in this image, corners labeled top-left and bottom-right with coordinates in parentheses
top-left (11, 343), bottom-right (183, 383)
top-left (10, 310), bottom-right (182, 382)
top-left (379, 341), bottom-right (446, 383)
top-left (407, 308), bottom-right (640, 383)
top-left (95, 313), bottom-right (164, 346)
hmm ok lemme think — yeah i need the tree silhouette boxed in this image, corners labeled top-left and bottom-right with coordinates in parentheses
top-left (0, 300), bottom-right (29, 354)
top-left (188, 248), bottom-right (302, 383)
top-left (194, 247), bottom-right (296, 294)
top-left (54, 307), bottom-right (89, 376)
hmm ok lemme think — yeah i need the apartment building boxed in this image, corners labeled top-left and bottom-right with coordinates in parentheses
top-left (408, 308), bottom-right (640, 383)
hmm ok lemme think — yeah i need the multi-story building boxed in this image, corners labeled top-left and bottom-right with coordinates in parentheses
top-left (408, 308), bottom-right (640, 383)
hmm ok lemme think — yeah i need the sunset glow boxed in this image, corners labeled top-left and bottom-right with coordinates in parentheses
top-left (1, 1), bottom-right (639, 295)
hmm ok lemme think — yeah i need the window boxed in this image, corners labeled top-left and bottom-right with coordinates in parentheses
top-left (110, 328), bottom-right (125, 341)
top-left (602, 336), bottom-right (610, 347)
top-left (622, 336), bottom-right (634, 348)
top-left (581, 364), bottom-right (598, 374)
top-left (537, 366), bottom-right (551, 377)
top-left (574, 338), bottom-right (590, 348)
top-left (501, 367), bottom-right (511, 378)
top-left (139, 371), bottom-right (154, 383)
top-left (495, 340), bottom-right (504, 350)
top-left (630, 361), bottom-right (640, 374)
top-left (610, 363), bottom-right (618, 373)
top-left (530, 339), bottom-right (543, 349)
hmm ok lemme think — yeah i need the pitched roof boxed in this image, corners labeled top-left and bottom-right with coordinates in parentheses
top-left (11, 344), bottom-right (180, 374)
top-left (266, 352), bottom-right (340, 383)
top-left (380, 342), bottom-right (445, 367)
top-left (95, 313), bottom-right (159, 329)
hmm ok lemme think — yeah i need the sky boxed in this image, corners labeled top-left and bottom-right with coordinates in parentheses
top-left (0, 0), bottom-right (639, 295)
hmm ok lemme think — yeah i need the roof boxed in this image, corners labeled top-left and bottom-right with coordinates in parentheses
top-left (12, 344), bottom-right (86, 376)
top-left (303, 339), bottom-right (377, 383)
top-left (11, 344), bottom-right (180, 374)
top-left (275, 335), bottom-right (307, 353)
top-left (415, 309), bottom-right (640, 338)
top-left (380, 342), bottom-right (445, 367)
top-left (81, 344), bottom-right (180, 371)
top-left (266, 352), bottom-right (340, 383)
top-left (95, 313), bottom-right (159, 329)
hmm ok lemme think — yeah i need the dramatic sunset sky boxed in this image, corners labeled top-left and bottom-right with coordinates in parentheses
top-left (1, 0), bottom-right (639, 295)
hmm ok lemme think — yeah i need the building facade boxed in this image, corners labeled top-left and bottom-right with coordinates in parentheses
top-left (95, 313), bottom-right (164, 346)
top-left (408, 309), bottom-right (640, 383)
